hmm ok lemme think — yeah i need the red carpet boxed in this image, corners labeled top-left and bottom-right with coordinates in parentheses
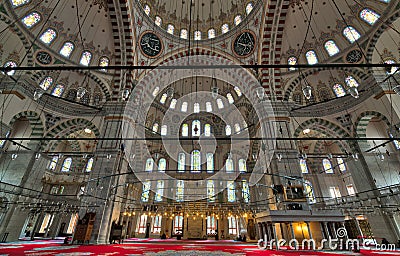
top-left (0, 239), bottom-right (399, 255)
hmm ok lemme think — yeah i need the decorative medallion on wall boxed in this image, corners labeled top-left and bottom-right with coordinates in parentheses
top-left (139, 31), bottom-right (163, 58)
top-left (232, 30), bottom-right (256, 57)
top-left (35, 50), bottom-right (53, 65)
top-left (345, 49), bottom-right (363, 63)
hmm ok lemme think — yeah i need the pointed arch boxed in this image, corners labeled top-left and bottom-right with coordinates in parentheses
top-left (8, 111), bottom-right (45, 138)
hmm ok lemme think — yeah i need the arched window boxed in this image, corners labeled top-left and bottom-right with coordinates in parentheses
top-left (61, 157), bottom-right (72, 172)
top-left (167, 24), bottom-right (174, 35)
top-left (160, 93), bottom-right (168, 104)
top-left (194, 102), bottom-right (200, 113)
top-left (324, 40), bottom-right (340, 56)
top-left (22, 12), bottom-right (41, 28)
top-left (39, 28), bottom-right (57, 44)
top-left (345, 76), bottom-right (359, 87)
top-left (242, 180), bottom-right (250, 203)
top-left (288, 56), bottom-right (297, 71)
top-left (225, 125), bottom-right (232, 136)
top-left (333, 84), bottom-right (346, 97)
top-left (180, 29), bottom-right (188, 39)
top-left (239, 159), bottom-right (247, 173)
top-left (227, 93), bottom-right (235, 104)
top-left (221, 24), bottom-right (229, 34)
top-left (360, 8), bottom-right (380, 25)
top-left (208, 29), bottom-right (216, 39)
top-left (0, 131), bottom-right (10, 148)
top-left (170, 99), bottom-right (177, 109)
top-left (161, 125), bottom-right (167, 136)
top-left (337, 157), bottom-right (346, 172)
top-left (226, 157), bottom-right (234, 173)
top-left (144, 4), bottom-right (151, 15)
top-left (234, 86), bottom-right (242, 97)
top-left (11, 0), bottom-right (31, 7)
top-left (155, 16), bottom-right (162, 26)
top-left (85, 157), bottom-right (94, 172)
top-left (304, 180), bottom-right (316, 203)
top-left (3, 61), bottom-right (17, 76)
top-left (176, 180), bottom-right (184, 202)
top-left (178, 153), bottom-right (185, 172)
top-left (152, 87), bottom-right (160, 97)
top-left (384, 59), bottom-right (398, 75)
top-left (80, 51), bottom-right (92, 66)
top-left (194, 31), bottom-right (201, 40)
top-left (227, 181), bottom-right (236, 202)
top-left (300, 159), bottom-right (309, 174)
top-left (48, 155), bottom-right (59, 170)
top-left (51, 84), bottom-right (64, 97)
top-left (152, 122), bottom-right (159, 133)
top-left (155, 180), bottom-right (164, 202)
top-left (141, 180), bottom-right (150, 202)
top-left (305, 50), bottom-right (318, 65)
top-left (158, 158), bottom-right (166, 172)
top-left (59, 42), bottom-right (75, 58)
top-left (234, 15), bottom-right (242, 25)
top-left (207, 180), bottom-right (215, 202)
top-left (145, 158), bottom-right (154, 172)
top-left (206, 102), bottom-right (213, 112)
top-left (246, 2), bottom-right (254, 14)
top-left (323, 159), bottom-right (333, 174)
top-left (234, 123), bottom-right (241, 134)
top-left (181, 102), bottom-right (188, 112)
top-left (191, 150), bottom-right (201, 172)
top-left (216, 98), bottom-right (224, 109)
top-left (39, 76), bottom-right (53, 90)
top-left (99, 56), bottom-right (110, 72)
top-left (207, 216), bottom-right (217, 234)
top-left (182, 123), bottom-right (189, 136)
top-left (343, 26), bottom-right (361, 43)
top-left (192, 120), bottom-right (201, 137)
top-left (204, 124), bottom-right (211, 137)
top-left (206, 153), bottom-right (214, 173)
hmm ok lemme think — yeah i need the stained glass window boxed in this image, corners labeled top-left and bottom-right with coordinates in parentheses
top-left (158, 158), bottom-right (166, 172)
top-left (206, 153), bottom-right (214, 172)
top-left (0, 131), bottom-right (10, 148)
top-left (170, 99), bottom-right (177, 109)
top-left (160, 93), bottom-right (167, 104)
top-left (145, 158), bottom-right (154, 172)
top-left (225, 125), bottom-right (232, 136)
top-left (11, 0), bottom-right (31, 7)
top-left (141, 181), bottom-right (150, 202)
top-left (242, 180), bottom-right (250, 203)
top-left (22, 12), bottom-right (41, 28)
top-left (323, 159), bottom-right (334, 174)
top-left (360, 9), bottom-right (380, 25)
top-left (227, 181), bottom-right (236, 202)
top-left (155, 180), bottom-right (164, 202)
top-left (176, 180), bottom-right (184, 202)
top-left (246, 2), bottom-right (254, 14)
top-left (304, 180), bottom-right (316, 203)
top-left (79, 51), bottom-right (92, 66)
top-left (300, 159), bottom-right (308, 174)
top-left (239, 159), bottom-right (247, 173)
top-left (181, 102), bottom-right (188, 112)
top-left (343, 26), bottom-right (361, 43)
top-left (305, 50), bottom-right (318, 65)
top-left (155, 16), bottom-right (162, 26)
top-left (194, 31), bottom-right (201, 40)
top-left (221, 24), bottom-right (229, 34)
top-left (152, 87), bottom-right (160, 97)
top-left (61, 157), bottom-right (72, 172)
top-left (85, 157), bottom-right (94, 172)
top-left (234, 123), bottom-right (241, 134)
top-left (234, 86), bottom-right (242, 97)
top-left (227, 93), bottom-right (235, 104)
top-left (207, 180), bottom-right (215, 202)
top-left (3, 61), bottom-right (17, 76)
top-left (204, 124), bottom-right (211, 137)
top-left (191, 150), bottom-right (201, 172)
top-left (345, 76), bottom-right (359, 87)
top-left (234, 15), bottom-right (242, 25)
top-left (206, 102), bottom-right (213, 112)
top-left (51, 84), bottom-right (64, 97)
top-left (337, 157), bottom-right (346, 172)
top-left (208, 29), bottom-right (216, 39)
top-left (384, 59), bottom-right (398, 75)
top-left (192, 120), bottom-right (201, 137)
top-left (167, 24), bottom-right (174, 35)
top-left (59, 42), bottom-right (74, 58)
top-left (180, 29), bottom-right (188, 39)
top-left (389, 133), bottom-right (400, 150)
top-left (178, 152), bottom-right (185, 172)
top-left (333, 84), bottom-right (346, 97)
top-left (216, 98), bottom-right (224, 109)
top-left (182, 123), bottom-right (189, 136)
top-left (194, 102), bottom-right (200, 113)
top-left (152, 122), bottom-right (159, 133)
top-left (99, 56), bottom-right (109, 72)
top-left (48, 155), bottom-right (59, 170)
top-left (40, 28), bottom-right (57, 44)
top-left (144, 4), bottom-right (151, 15)
top-left (39, 76), bottom-right (53, 90)
top-left (324, 40), bottom-right (340, 56)
top-left (161, 125), bottom-right (167, 136)
top-left (288, 56), bottom-right (297, 71)
top-left (226, 158), bottom-right (234, 173)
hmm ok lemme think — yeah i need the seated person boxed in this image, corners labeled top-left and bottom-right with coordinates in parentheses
top-left (161, 233), bottom-right (167, 239)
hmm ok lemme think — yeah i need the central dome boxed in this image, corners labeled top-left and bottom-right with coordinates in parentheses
top-left (138, 0), bottom-right (259, 40)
